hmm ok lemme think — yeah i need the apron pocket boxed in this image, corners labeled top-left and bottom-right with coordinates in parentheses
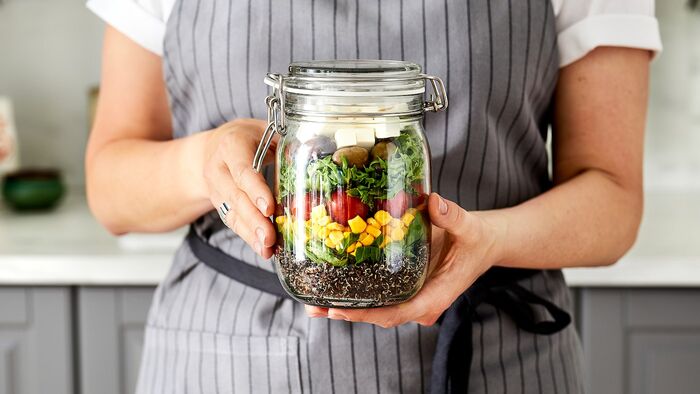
top-left (139, 327), bottom-right (304, 394)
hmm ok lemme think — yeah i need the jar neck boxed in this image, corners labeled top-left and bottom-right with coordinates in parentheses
top-left (284, 93), bottom-right (425, 118)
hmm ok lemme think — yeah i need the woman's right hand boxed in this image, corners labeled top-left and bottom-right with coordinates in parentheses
top-left (201, 118), bottom-right (277, 259)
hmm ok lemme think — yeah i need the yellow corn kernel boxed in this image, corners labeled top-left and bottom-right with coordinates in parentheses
top-left (367, 217), bottom-right (380, 227)
top-left (350, 250), bottom-right (357, 257)
top-left (401, 212), bottom-right (415, 227)
top-left (389, 218), bottom-right (403, 228)
top-left (343, 231), bottom-right (351, 238)
top-left (316, 215), bottom-right (331, 226)
top-left (390, 227), bottom-right (406, 241)
top-left (311, 224), bottom-right (322, 236)
top-left (374, 210), bottom-right (392, 226)
top-left (365, 225), bottom-right (382, 238)
top-left (347, 215), bottom-right (368, 234)
top-left (275, 216), bottom-right (286, 225)
top-left (317, 227), bottom-right (330, 239)
top-left (359, 233), bottom-right (375, 246)
top-left (304, 232), bottom-right (311, 242)
top-left (379, 237), bottom-right (391, 248)
top-left (326, 222), bottom-right (344, 231)
top-left (325, 238), bottom-right (337, 249)
top-left (347, 242), bottom-right (358, 253)
top-left (305, 219), bottom-right (312, 228)
top-left (407, 208), bottom-right (418, 216)
top-left (328, 230), bottom-right (344, 244)
top-left (311, 205), bottom-right (327, 220)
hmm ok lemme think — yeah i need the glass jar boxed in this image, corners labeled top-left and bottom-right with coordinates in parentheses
top-left (256, 60), bottom-right (447, 308)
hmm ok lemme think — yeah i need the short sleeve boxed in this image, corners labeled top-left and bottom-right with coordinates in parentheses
top-left (552, 0), bottom-right (663, 67)
top-left (86, 0), bottom-right (174, 56)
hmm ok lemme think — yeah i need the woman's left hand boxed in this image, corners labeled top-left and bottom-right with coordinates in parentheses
top-left (305, 193), bottom-right (503, 328)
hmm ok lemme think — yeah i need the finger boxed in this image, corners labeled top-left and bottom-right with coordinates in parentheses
top-left (226, 159), bottom-right (275, 217)
top-left (428, 193), bottom-right (475, 238)
top-left (328, 303), bottom-right (410, 328)
top-left (305, 305), bottom-right (329, 318)
top-left (327, 261), bottom-right (463, 327)
top-left (207, 163), bottom-right (276, 257)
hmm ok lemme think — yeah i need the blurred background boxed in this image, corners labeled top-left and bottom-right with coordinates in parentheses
top-left (0, 1), bottom-right (699, 393)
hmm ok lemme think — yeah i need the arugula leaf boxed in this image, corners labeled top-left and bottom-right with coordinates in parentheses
top-left (338, 232), bottom-right (360, 251)
top-left (404, 212), bottom-right (427, 248)
top-left (305, 155), bottom-right (345, 200)
top-left (354, 246), bottom-right (381, 264)
top-left (306, 240), bottom-right (348, 266)
top-left (278, 160), bottom-right (297, 202)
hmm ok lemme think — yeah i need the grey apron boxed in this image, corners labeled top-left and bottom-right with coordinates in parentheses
top-left (136, 1), bottom-right (585, 393)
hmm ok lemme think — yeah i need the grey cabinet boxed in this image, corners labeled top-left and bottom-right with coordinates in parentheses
top-left (580, 289), bottom-right (700, 394)
top-left (0, 287), bottom-right (73, 394)
top-left (2, 285), bottom-right (699, 394)
top-left (77, 287), bottom-right (155, 394)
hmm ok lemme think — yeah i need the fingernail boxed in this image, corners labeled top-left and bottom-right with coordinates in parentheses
top-left (438, 196), bottom-right (448, 215)
top-left (256, 227), bottom-right (266, 244)
top-left (256, 197), bottom-right (268, 214)
top-left (254, 241), bottom-right (262, 256)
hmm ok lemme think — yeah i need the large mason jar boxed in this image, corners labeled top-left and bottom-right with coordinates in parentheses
top-left (257, 60), bottom-right (447, 308)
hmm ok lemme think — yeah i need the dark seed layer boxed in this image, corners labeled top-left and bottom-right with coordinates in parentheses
top-left (275, 245), bottom-right (429, 308)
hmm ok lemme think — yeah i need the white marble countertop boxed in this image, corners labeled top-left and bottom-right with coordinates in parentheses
top-left (1, 191), bottom-right (699, 287)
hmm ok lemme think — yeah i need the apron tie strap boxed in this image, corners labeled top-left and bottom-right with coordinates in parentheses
top-left (186, 226), bottom-right (571, 394)
top-left (430, 276), bottom-right (571, 394)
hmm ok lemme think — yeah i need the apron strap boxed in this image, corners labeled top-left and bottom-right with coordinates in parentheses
top-left (187, 226), bottom-right (571, 394)
top-left (430, 274), bottom-right (572, 394)
top-left (186, 226), bottom-right (291, 299)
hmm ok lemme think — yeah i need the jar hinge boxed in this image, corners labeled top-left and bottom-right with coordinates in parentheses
top-left (422, 74), bottom-right (449, 112)
top-left (253, 74), bottom-right (287, 172)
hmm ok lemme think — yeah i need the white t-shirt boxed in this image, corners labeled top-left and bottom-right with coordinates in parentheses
top-left (87, 0), bottom-right (662, 67)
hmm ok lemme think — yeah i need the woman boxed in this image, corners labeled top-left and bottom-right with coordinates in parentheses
top-left (86, 0), bottom-right (661, 393)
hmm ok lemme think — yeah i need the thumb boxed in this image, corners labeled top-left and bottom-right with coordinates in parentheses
top-left (428, 193), bottom-right (472, 237)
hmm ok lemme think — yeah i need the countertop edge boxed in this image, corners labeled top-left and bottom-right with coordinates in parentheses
top-left (3, 254), bottom-right (700, 287)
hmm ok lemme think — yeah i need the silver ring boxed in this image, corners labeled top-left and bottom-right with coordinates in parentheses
top-left (218, 202), bottom-right (231, 227)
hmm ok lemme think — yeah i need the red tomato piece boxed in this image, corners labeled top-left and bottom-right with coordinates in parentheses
top-left (328, 190), bottom-right (369, 225)
top-left (379, 190), bottom-right (410, 217)
top-left (411, 183), bottom-right (428, 209)
top-left (290, 193), bottom-right (313, 221)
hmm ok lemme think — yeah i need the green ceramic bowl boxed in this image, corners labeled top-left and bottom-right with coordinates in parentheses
top-left (2, 170), bottom-right (65, 211)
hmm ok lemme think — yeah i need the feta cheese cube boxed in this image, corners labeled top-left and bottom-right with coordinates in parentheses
top-left (334, 128), bottom-right (358, 148)
top-left (373, 118), bottom-right (401, 138)
top-left (354, 128), bottom-right (376, 149)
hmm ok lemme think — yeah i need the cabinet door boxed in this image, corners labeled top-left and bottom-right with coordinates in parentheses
top-left (580, 289), bottom-right (700, 394)
top-left (78, 287), bottom-right (155, 394)
top-left (0, 287), bottom-right (72, 394)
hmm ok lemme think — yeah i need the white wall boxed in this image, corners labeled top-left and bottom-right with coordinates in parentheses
top-left (0, 0), bottom-right (104, 188)
top-left (0, 0), bottom-right (698, 191)
top-left (645, 0), bottom-right (700, 190)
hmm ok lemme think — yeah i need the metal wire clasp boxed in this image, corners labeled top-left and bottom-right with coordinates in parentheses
top-left (252, 74), bottom-right (286, 172)
top-left (422, 74), bottom-right (449, 112)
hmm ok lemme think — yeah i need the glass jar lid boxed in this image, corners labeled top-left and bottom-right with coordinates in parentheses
top-left (265, 60), bottom-right (428, 97)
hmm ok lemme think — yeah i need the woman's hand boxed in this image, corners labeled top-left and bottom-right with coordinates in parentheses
top-left (304, 193), bottom-right (503, 328)
top-left (202, 118), bottom-right (278, 259)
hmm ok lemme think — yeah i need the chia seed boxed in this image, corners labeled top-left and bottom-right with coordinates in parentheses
top-left (275, 244), bottom-right (429, 308)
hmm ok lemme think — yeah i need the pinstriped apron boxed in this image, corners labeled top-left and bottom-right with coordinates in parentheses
top-left (136, 1), bottom-right (585, 393)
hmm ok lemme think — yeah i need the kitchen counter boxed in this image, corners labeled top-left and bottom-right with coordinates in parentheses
top-left (0, 193), bottom-right (184, 285)
top-left (1, 191), bottom-right (699, 287)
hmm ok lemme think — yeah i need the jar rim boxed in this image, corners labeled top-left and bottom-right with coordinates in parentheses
top-left (265, 59), bottom-right (427, 97)
top-left (289, 59), bottom-right (422, 78)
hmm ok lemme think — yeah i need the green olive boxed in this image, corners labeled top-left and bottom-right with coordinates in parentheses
top-left (332, 146), bottom-right (369, 167)
top-left (370, 141), bottom-right (397, 161)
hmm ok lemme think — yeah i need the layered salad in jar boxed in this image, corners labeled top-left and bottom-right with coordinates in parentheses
top-left (274, 117), bottom-right (431, 307)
